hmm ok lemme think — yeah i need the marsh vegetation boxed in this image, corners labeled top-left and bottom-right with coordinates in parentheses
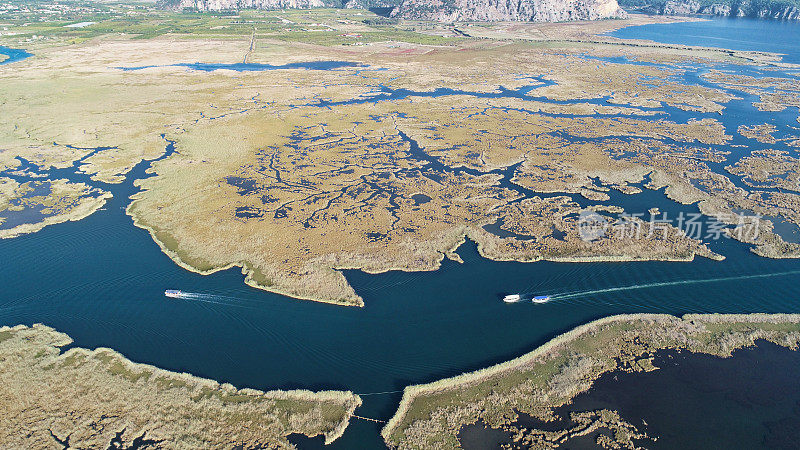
top-left (382, 314), bottom-right (800, 448)
top-left (0, 324), bottom-right (361, 448)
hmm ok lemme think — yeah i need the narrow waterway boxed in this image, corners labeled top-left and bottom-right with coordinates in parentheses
top-left (1, 17), bottom-right (799, 448)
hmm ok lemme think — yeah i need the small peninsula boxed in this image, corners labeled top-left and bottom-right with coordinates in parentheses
top-left (0, 178), bottom-right (111, 239)
top-left (2, 11), bottom-right (798, 305)
top-left (0, 324), bottom-right (361, 449)
top-left (382, 313), bottom-right (800, 448)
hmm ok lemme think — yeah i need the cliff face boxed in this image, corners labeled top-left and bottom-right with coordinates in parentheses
top-left (651, 0), bottom-right (799, 19)
top-left (169, 0), bottom-right (328, 11)
top-left (343, 0), bottom-right (399, 8)
top-left (165, 0), bottom-right (628, 18)
top-left (390, 0), bottom-right (628, 21)
top-left (163, 0), bottom-right (799, 20)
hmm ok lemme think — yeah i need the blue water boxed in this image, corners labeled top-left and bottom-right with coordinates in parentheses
top-left (466, 343), bottom-right (800, 448)
top-left (0, 46), bottom-right (33, 65)
top-left (119, 60), bottom-right (361, 72)
top-left (609, 16), bottom-right (800, 64)
top-left (1, 19), bottom-right (800, 450)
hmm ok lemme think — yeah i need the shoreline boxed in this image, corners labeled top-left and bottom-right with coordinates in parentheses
top-left (382, 314), bottom-right (656, 441)
top-left (458, 14), bottom-right (792, 66)
top-left (0, 323), bottom-right (362, 448)
top-left (126, 205), bottom-right (718, 307)
top-left (0, 191), bottom-right (112, 240)
top-left (126, 202), bottom-right (368, 307)
top-left (381, 313), bottom-right (800, 447)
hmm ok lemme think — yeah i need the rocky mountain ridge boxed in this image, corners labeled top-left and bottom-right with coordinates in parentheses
top-left (164, 0), bottom-right (627, 22)
top-left (389, 0), bottom-right (627, 21)
top-left (164, 0), bottom-right (798, 21)
top-left (622, 0), bottom-right (800, 19)
top-left (164, 0), bottom-right (332, 10)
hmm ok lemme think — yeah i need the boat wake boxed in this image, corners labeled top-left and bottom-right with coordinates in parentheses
top-left (164, 290), bottom-right (257, 308)
top-left (549, 269), bottom-right (800, 302)
top-left (503, 294), bottom-right (551, 304)
top-left (169, 292), bottom-right (218, 300)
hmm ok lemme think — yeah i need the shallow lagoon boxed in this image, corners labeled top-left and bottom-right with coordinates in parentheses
top-left (609, 16), bottom-right (800, 64)
top-left (1, 18), bottom-right (800, 449)
top-left (568, 342), bottom-right (800, 449)
top-left (0, 46), bottom-right (33, 65)
top-left (458, 342), bottom-right (800, 449)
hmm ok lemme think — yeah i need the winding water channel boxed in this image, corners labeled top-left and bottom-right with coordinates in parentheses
top-left (1, 18), bottom-right (800, 448)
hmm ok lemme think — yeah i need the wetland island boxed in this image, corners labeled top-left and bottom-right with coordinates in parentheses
top-left (1, 0), bottom-right (799, 448)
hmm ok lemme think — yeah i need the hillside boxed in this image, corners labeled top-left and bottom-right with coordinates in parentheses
top-left (161, 0), bottom-right (627, 22)
top-left (619, 0), bottom-right (800, 19)
top-left (389, 0), bottom-right (626, 21)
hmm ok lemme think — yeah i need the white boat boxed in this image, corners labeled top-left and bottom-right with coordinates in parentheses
top-left (165, 290), bottom-right (183, 298)
top-left (503, 294), bottom-right (522, 303)
top-left (532, 295), bottom-right (551, 304)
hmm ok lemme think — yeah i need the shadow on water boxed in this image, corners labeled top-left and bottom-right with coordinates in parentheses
top-left (368, 7), bottom-right (396, 17)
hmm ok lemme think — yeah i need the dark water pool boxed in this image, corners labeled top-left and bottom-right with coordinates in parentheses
top-left (459, 341), bottom-right (800, 449)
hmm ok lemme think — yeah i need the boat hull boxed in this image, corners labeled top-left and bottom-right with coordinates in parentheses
top-left (165, 290), bottom-right (183, 298)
